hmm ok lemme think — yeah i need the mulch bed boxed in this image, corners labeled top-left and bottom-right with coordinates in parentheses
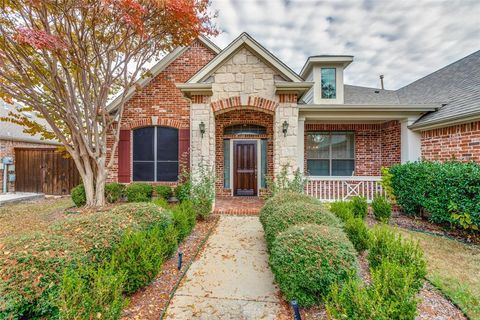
top-left (121, 215), bottom-right (219, 320)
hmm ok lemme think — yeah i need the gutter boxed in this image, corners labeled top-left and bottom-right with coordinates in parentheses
top-left (409, 112), bottom-right (480, 131)
top-left (299, 104), bottom-right (438, 112)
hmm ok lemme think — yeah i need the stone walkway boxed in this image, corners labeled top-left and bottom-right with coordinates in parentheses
top-left (165, 215), bottom-right (282, 319)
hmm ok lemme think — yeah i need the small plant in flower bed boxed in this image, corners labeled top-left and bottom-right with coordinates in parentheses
top-left (153, 197), bottom-right (170, 209)
top-left (262, 200), bottom-right (341, 249)
top-left (126, 183), bottom-right (153, 202)
top-left (259, 191), bottom-right (321, 228)
top-left (71, 183), bottom-right (86, 207)
top-left (105, 182), bottom-right (125, 203)
top-left (351, 195), bottom-right (368, 219)
top-left (269, 224), bottom-right (358, 307)
top-left (368, 226), bottom-right (427, 289)
top-left (325, 260), bottom-right (420, 319)
top-left (171, 200), bottom-right (197, 242)
top-left (265, 165), bottom-right (307, 198)
top-left (344, 217), bottom-right (370, 253)
top-left (329, 201), bottom-right (354, 222)
top-left (0, 203), bottom-right (171, 319)
top-left (372, 195), bottom-right (392, 223)
top-left (155, 185), bottom-right (173, 200)
top-left (190, 164), bottom-right (215, 220)
top-left (174, 182), bottom-right (191, 202)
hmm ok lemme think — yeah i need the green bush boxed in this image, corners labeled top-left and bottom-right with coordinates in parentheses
top-left (368, 226), bottom-right (426, 290)
top-left (325, 261), bottom-right (420, 319)
top-left (105, 182), bottom-right (125, 204)
top-left (0, 203), bottom-right (170, 318)
top-left (260, 191), bottom-right (320, 227)
top-left (126, 183), bottom-right (153, 202)
top-left (263, 201), bottom-right (342, 249)
top-left (153, 197), bottom-right (169, 209)
top-left (172, 200), bottom-right (196, 241)
top-left (390, 161), bottom-right (480, 228)
top-left (71, 184), bottom-right (86, 207)
top-left (174, 182), bottom-right (191, 202)
top-left (155, 185), bottom-right (173, 200)
top-left (190, 164), bottom-right (215, 220)
top-left (58, 262), bottom-right (126, 320)
top-left (344, 217), bottom-right (370, 253)
top-left (330, 201), bottom-right (354, 222)
top-left (351, 196), bottom-right (368, 219)
top-left (372, 196), bottom-right (392, 222)
top-left (265, 165), bottom-right (307, 198)
top-left (111, 224), bottom-right (177, 294)
top-left (269, 224), bottom-right (358, 307)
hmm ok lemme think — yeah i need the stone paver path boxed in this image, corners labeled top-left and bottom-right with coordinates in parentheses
top-left (165, 215), bottom-right (282, 319)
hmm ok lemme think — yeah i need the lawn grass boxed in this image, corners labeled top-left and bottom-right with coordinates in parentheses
top-left (395, 228), bottom-right (480, 319)
top-left (0, 197), bottom-right (73, 240)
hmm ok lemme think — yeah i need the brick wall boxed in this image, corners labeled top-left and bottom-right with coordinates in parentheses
top-left (214, 109), bottom-right (274, 196)
top-left (304, 122), bottom-right (401, 176)
top-left (107, 40), bottom-right (217, 182)
top-left (0, 139), bottom-right (57, 192)
top-left (421, 121), bottom-right (480, 162)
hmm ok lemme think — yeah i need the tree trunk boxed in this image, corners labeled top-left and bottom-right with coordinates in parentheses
top-left (94, 158), bottom-right (107, 207)
top-left (74, 153), bottom-right (108, 208)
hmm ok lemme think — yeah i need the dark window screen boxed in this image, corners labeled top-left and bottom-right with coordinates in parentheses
top-left (132, 126), bottom-right (179, 182)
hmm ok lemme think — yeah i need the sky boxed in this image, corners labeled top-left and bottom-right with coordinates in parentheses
top-left (208, 0), bottom-right (480, 90)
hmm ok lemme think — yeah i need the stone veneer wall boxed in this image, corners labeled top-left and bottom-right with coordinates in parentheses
top-left (274, 94), bottom-right (300, 175)
top-left (421, 121), bottom-right (480, 162)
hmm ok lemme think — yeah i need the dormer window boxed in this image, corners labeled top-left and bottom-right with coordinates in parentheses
top-left (321, 68), bottom-right (336, 99)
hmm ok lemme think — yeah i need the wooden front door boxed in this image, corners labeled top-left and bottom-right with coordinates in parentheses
top-left (233, 141), bottom-right (257, 196)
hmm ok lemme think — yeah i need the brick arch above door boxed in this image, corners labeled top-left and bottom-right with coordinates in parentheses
top-left (211, 95), bottom-right (278, 115)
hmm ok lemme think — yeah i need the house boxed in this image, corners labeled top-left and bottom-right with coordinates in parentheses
top-left (106, 33), bottom-right (480, 201)
top-left (0, 102), bottom-right (79, 194)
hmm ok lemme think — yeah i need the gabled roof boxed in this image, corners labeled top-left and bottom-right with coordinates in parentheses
top-left (107, 35), bottom-right (220, 112)
top-left (397, 50), bottom-right (480, 129)
top-left (186, 32), bottom-right (303, 83)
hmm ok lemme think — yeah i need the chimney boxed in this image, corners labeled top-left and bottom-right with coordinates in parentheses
top-left (379, 75), bottom-right (384, 90)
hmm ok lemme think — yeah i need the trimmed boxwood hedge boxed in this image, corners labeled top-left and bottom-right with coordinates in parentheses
top-left (269, 224), bottom-right (358, 307)
top-left (0, 203), bottom-right (172, 319)
top-left (263, 200), bottom-right (342, 249)
top-left (259, 191), bottom-right (321, 227)
top-left (389, 161), bottom-right (480, 228)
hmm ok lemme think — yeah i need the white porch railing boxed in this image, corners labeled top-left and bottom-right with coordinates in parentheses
top-left (305, 176), bottom-right (385, 202)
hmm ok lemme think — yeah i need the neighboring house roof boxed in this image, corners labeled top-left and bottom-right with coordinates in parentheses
top-left (0, 101), bottom-right (60, 145)
top-left (344, 85), bottom-right (400, 104)
top-left (397, 50), bottom-right (480, 129)
top-left (186, 32), bottom-right (304, 83)
top-left (107, 35), bottom-right (221, 112)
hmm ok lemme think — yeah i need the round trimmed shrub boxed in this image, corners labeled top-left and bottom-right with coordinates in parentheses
top-left (372, 196), bottom-right (392, 222)
top-left (155, 185), bottom-right (173, 200)
top-left (174, 182), bottom-right (191, 202)
top-left (260, 191), bottom-right (321, 227)
top-left (344, 217), bottom-right (370, 253)
top-left (263, 201), bottom-right (341, 249)
top-left (270, 224), bottom-right (358, 307)
top-left (125, 183), bottom-right (153, 202)
top-left (105, 182), bottom-right (125, 203)
top-left (71, 184), bottom-right (86, 207)
top-left (351, 196), bottom-right (368, 219)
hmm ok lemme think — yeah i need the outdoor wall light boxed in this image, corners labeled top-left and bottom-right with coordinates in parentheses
top-left (199, 121), bottom-right (206, 138)
top-left (282, 120), bottom-right (289, 137)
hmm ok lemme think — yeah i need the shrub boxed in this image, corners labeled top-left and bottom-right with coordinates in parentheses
top-left (155, 185), bottom-right (173, 200)
top-left (344, 217), bottom-right (370, 253)
top-left (174, 182), bottom-right (191, 202)
top-left (325, 261), bottom-right (420, 319)
top-left (0, 203), bottom-right (170, 318)
top-left (111, 224), bottom-right (177, 294)
top-left (269, 224), bottom-right (358, 307)
top-left (126, 183), bottom-right (153, 202)
top-left (105, 182), bottom-right (125, 204)
top-left (263, 201), bottom-right (342, 249)
top-left (153, 197), bottom-right (169, 209)
top-left (259, 191), bottom-right (320, 227)
top-left (57, 262), bottom-right (126, 320)
top-left (351, 196), bottom-right (368, 219)
top-left (372, 196), bottom-right (392, 222)
top-left (172, 200), bottom-right (196, 241)
top-left (329, 201), bottom-right (354, 222)
top-left (368, 226), bottom-right (426, 290)
top-left (390, 161), bottom-right (480, 228)
top-left (265, 165), bottom-right (307, 198)
top-left (190, 164), bottom-right (215, 220)
top-left (71, 184), bottom-right (86, 207)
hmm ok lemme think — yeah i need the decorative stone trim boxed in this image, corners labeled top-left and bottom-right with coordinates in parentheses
top-left (279, 93), bottom-right (298, 103)
top-left (191, 95), bottom-right (209, 104)
top-left (210, 95), bottom-right (278, 114)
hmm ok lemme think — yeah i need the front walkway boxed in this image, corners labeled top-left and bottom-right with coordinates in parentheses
top-left (0, 192), bottom-right (44, 206)
top-left (213, 197), bottom-right (264, 215)
top-left (165, 215), bottom-right (283, 319)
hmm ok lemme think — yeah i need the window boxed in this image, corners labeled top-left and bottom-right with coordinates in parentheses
top-left (132, 126), bottom-right (178, 181)
top-left (321, 68), bottom-right (336, 99)
top-left (224, 124), bottom-right (267, 135)
top-left (306, 132), bottom-right (354, 176)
